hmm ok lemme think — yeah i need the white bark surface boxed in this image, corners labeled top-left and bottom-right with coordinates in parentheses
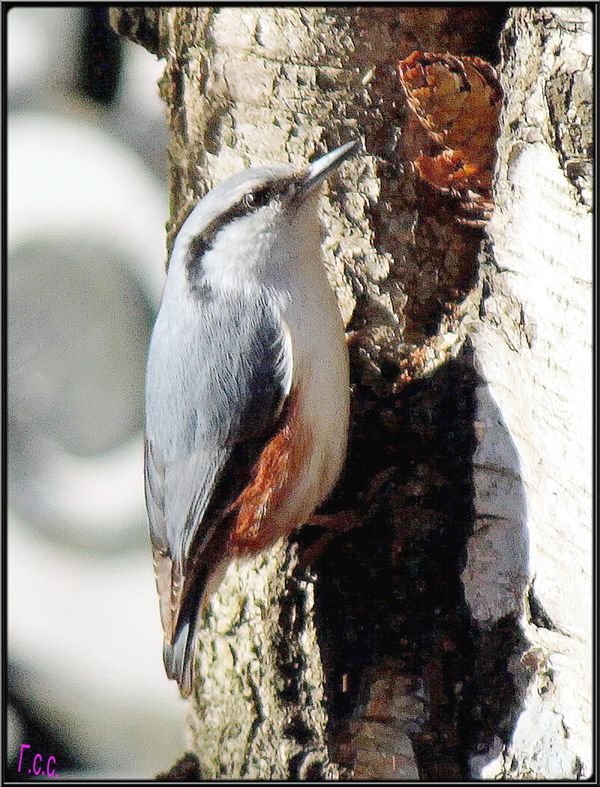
top-left (466, 7), bottom-right (592, 778)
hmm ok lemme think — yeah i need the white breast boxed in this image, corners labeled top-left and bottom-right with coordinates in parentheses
top-left (278, 252), bottom-right (350, 525)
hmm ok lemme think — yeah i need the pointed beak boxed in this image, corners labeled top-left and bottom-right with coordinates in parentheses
top-left (298, 140), bottom-right (360, 199)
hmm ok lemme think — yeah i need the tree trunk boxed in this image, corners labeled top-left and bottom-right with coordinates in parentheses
top-left (465, 7), bottom-right (592, 779)
top-left (111, 6), bottom-right (592, 779)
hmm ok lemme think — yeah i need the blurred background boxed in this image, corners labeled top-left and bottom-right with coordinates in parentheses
top-left (6, 6), bottom-right (187, 778)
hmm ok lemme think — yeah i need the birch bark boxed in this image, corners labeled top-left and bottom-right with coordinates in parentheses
top-left (465, 7), bottom-right (592, 778)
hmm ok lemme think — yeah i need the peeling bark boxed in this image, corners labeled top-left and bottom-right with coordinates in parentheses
top-left (466, 7), bottom-right (592, 778)
top-left (110, 5), bottom-right (591, 780)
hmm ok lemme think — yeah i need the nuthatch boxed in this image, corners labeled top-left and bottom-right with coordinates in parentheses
top-left (144, 140), bottom-right (358, 696)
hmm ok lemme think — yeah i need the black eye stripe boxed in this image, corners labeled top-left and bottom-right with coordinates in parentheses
top-left (187, 234), bottom-right (210, 261)
top-left (185, 175), bottom-right (299, 272)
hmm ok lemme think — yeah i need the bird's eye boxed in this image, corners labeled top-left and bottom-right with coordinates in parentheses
top-left (243, 188), bottom-right (272, 211)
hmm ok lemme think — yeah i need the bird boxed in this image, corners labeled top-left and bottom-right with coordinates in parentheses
top-left (144, 140), bottom-right (358, 697)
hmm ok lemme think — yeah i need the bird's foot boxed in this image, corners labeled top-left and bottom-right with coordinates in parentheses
top-left (298, 510), bottom-right (361, 566)
top-left (309, 510), bottom-right (361, 532)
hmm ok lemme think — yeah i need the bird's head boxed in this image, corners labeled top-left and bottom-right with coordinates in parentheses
top-left (170, 140), bottom-right (359, 291)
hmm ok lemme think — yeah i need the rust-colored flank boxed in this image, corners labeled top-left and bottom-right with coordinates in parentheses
top-left (228, 386), bottom-right (313, 555)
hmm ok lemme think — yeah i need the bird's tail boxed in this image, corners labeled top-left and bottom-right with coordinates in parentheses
top-left (162, 554), bottom-right (228, 697)
top-left (163, 589), bottom-right (201, 698)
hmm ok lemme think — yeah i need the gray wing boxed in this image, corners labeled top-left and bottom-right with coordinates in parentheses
top-left (144, 286), bottom-right (292, 649)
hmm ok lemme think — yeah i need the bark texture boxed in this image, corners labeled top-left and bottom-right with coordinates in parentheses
top-left (110, 5), bottom-right (591, 779)
top-left (465, 7), bottom-right (592, 778)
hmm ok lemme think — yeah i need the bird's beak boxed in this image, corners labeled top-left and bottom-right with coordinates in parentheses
top-left (298, 140), bottom-right (360, 200)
